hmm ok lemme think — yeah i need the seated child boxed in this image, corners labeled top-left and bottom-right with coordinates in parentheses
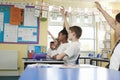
top-left (47, 39), bottom-right (60, 58)
top-left (53, 6), bottom-right (82, 65)
top-left (46, 41), bottom-right (55, 58)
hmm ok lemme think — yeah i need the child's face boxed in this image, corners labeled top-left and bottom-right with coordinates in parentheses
top-left (68, 30), bottom-right (75, 40)
top-left (50, 43), bottom-right (55, 50)
top-left (58, 33), bottom-right (63, 42)
top-left (54, 40), bottom-right (59, 46)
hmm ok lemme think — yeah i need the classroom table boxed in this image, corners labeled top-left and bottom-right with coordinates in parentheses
top-left (22, 58), bottom-right (64, 69)
top-left (19, 64), bottom-right (120, 80)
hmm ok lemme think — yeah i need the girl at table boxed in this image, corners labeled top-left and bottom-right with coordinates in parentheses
top-left (95, 1), bottom-right (120, 71)
top-left (48, 28), bottom-right (69, 58)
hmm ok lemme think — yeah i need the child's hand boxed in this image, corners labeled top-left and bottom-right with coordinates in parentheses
top-left (95, 1), bottom-right (102, 11)
top-left (60, 6), bottom-right (65, 15)
top-left (46, 54), bottom-right (51, 58)
top-left (51, 53), bottom-right (58, 59)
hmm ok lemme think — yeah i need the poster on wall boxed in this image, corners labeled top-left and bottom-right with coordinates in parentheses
top-left (24, 8), bottom-right (38, 27)
top-left (0, 12), bottom-right (4, 42)
top-left (0, 5), bottom-right (39, 44)
top-left (0, 12), bottom-right (4, 31)
top-left (18, 27), bottom-right (37, 42)
top-left (4, 23), bottom-right (18, 42)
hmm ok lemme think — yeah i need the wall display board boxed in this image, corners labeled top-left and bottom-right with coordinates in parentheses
top-left (0, 4), bottom-right (39, 44)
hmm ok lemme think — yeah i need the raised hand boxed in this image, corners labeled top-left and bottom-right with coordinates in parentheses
top-left (48, 30), bottom-right (55, 41)
top-left (60, 6), bottom-right (70, 32)
top-left (60, 6), bottom-right (65, 16)
top-left (95, 1), bottom-right (102, 11)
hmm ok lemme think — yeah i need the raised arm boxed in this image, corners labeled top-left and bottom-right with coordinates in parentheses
top-left (95, 2), bottom-right (116, 30)
top-left (60, 6), bottom-right (70, 33)
top-left (63, 22), bottom-right (65, 28)
top-left (48, 30), bottom-right (55, 41)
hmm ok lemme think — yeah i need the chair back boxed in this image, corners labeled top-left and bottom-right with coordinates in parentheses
top-left (76, 54), bottom-right (80, 64)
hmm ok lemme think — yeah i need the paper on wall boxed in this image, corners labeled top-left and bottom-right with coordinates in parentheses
top-left (24, 8), bottom-right (37, 27)
top-left (4, 23), bottom-right (18, 42)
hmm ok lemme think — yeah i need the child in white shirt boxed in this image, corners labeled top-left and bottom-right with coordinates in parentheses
top-left (47, 39), bottom-right (60, 58)
top-left (54, 7), bottom-right (82, 65)
top-left (95, 2), bottom-right (120, 71)
top-left (46, 41), bottom-right (55, 58)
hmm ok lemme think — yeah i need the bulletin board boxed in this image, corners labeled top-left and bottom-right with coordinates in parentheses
top-left (0, 4), bottom-right (40, 44)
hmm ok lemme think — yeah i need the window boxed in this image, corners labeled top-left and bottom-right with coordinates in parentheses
top-left (48, 11), bottom-right (96, 56)
top-left (72, 15), bottom-right (96, 56)
top-left (80, 26), bottom-right (96, 52)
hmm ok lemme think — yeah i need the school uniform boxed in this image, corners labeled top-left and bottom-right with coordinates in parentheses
top-left (46, 48), bottom-right (56, 58)
top-left (63, 41), bottom-right (80, 65)
top-left (109, 40), bottom-right (120, 70)
top-left (57, 43), bottom-right (69, 53)
top-left (51, 43), bottom-right (69, 57)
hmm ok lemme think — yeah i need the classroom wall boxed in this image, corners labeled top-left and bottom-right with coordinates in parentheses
top-left (39, 21), bottom-right (48, 46)
top-left (0, 20), bottom-right (48, 73)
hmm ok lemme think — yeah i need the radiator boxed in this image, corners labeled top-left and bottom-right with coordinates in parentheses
top-left (0, 50), bottom-right (18, 70)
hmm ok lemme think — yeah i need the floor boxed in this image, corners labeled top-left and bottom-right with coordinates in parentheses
top-left (0, 76), bottom-right (19, 80)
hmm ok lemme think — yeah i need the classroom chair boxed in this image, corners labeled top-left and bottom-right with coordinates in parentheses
top-left (76, 54), bottom-right (80, 64)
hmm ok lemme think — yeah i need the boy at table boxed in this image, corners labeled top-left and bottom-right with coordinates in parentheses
top-left (46, 41), bottom-right (56, 58)
top-left (54, 7), bottom-right (82, 65)
top-left (95, 2), bottom-right (120, 70)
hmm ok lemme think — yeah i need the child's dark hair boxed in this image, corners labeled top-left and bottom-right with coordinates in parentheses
top-left (50, 41), bottom-right (54, 44)
top-left (59, 27), bottom-right (68, 39)
top-left (69, 26), bottom-right (82, 39)
top-left (116, 13), bottom-right (120, 23)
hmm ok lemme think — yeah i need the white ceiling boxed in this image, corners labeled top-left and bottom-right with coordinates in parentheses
top-left (45, 0), bottom-right (120, 15)
top-left (53, 0), bottom-right (120, 1)
top-left (45, 0), bottom-right (120, 8)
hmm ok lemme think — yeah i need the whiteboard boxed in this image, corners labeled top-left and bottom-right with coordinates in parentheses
top-left (0, 50), bottom-right (18, 70)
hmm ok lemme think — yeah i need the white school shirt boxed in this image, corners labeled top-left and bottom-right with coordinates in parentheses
top-left (57, 43), bottom-right (69, 54)
top-left (46, 48), bottom-right (53, 55)
top-left (46, 48), bottom-right (56, 58)
top-left (50, 43), bottom-right (69, 57)
top-left (63, 41), bottom-right (80, 65)
top-left (109, 42), bottom-right (120, 70)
